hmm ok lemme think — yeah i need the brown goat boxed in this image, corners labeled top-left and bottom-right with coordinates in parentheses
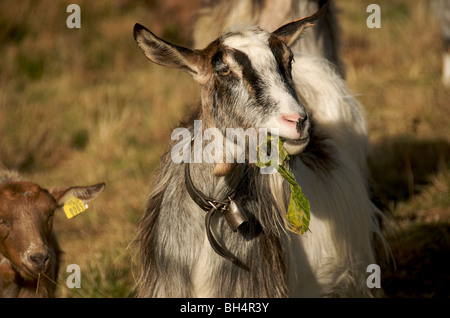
top-left (0, 171), bottom-right (105, 297)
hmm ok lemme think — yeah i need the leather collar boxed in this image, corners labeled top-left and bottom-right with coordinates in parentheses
top-left (184, 163), bottom-right (249, 270)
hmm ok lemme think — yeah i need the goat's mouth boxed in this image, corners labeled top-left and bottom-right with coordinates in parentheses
top-left (280, 136), bottom-right (310, 155)
top-left (279, 136), bottom-right (309, 144)
top-left (11, 262), bottom-right (46, 281)
top-left (263, 113), bottom-right (310, 155)
top-left (21, 264), bottom-right (46, 280)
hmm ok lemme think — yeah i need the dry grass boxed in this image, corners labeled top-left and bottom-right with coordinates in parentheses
top-left (0, 0), bottom-right (448, 297)
top-left (341, 0), bottom-right (449, 297)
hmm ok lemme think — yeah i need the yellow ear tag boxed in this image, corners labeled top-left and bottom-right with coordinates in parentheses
top-left (63, 197), bottom-right (88, 219)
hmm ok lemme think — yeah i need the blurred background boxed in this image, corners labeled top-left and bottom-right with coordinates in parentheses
top-left (0, 0), bottom-right (448, 297)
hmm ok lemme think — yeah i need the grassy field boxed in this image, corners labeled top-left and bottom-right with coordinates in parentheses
top-left (0, 0), bottom-right (448, 297)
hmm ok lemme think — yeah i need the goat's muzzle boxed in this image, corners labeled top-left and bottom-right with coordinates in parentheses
top-left (19, 249), bottom-right (50, 279)
top-left (28, 251), bottom-right (50, 272)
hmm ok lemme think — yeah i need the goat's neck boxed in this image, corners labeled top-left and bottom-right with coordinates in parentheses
top-left (187, 161), bottom-right (246, 202)
top-left (187, 124), bottom-right (245, 201)
top-left (186, 97), bottom-right (248, 199)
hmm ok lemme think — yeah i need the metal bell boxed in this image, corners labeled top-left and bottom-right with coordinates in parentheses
top-left (223, 199), bottom-right (249, 232)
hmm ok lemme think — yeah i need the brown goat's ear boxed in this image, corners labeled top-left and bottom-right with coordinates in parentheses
top-left (134, 23), bottom-right (205, 82)
top-left (272, 3), bottom-right (328, 47)
top-left (49, 183), bottom-right (106, 205)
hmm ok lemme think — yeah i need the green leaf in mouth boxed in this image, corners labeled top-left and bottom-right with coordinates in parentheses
top-left (256, 135), bottom-right (310, 234)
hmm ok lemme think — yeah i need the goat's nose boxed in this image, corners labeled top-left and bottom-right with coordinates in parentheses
top-left (296, 113), bottom-right (308, 133)
top-left (281, 114), bottom-right (301, 124)
top-left (28, 252), bottom-right (50, 271)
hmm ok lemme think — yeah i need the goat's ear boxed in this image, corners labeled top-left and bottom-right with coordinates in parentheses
top-left (134, 23), bottom-right (205, 82)
top-left (49, 183), bottom-right (106, 205)
top-left (272, 4), bottom-right (328, 47)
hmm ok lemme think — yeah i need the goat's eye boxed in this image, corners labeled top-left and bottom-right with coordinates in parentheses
top-left (218, 67), bottom-right (231, 76)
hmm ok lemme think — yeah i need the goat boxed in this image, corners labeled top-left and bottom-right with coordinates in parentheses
top-left (133, 6), bottom-right (387, 297)
top-left (193, 0), bottom-right (344, 77)
top-left (0, 171), bottom-right (105, 297)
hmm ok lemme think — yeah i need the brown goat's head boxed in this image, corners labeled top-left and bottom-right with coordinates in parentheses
top-left (133, 6), bottom-right (326, 156)
top-left (0, 180), bottom-right (105, 280)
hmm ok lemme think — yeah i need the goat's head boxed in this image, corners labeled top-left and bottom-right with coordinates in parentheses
top-left (0, 181), bottom-right (105, 280)
top-left (134, 7), bottom-right (326, 155)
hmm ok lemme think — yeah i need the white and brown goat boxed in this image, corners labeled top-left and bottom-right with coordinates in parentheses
top-left (133, 6), bottom-right (387, 297)
top-left (0, 171), bottom-right (105, 297)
